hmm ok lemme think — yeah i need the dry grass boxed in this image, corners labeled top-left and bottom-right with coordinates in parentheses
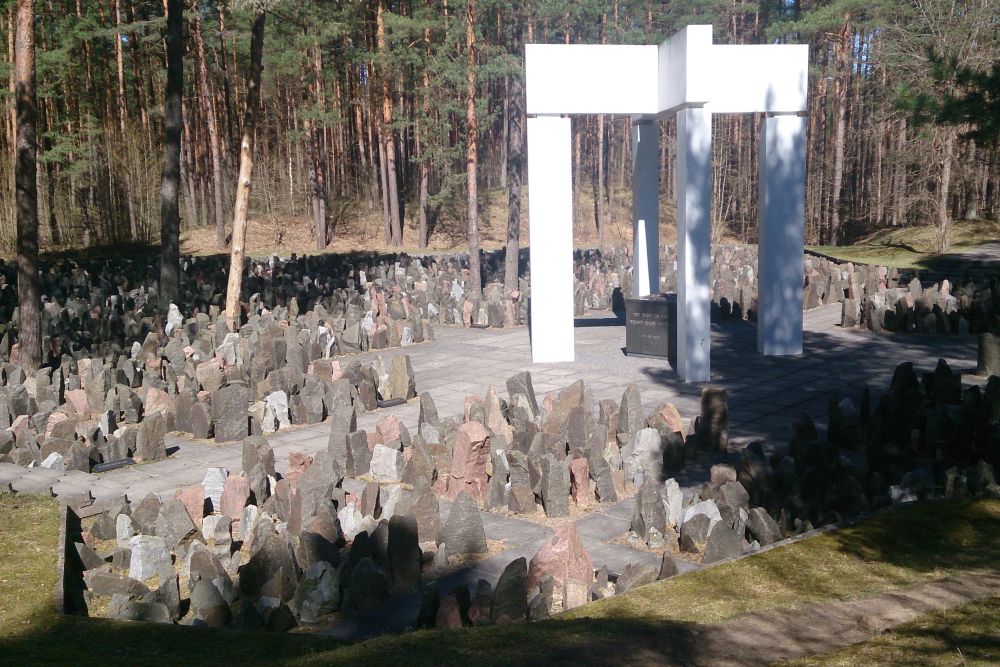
top-left (781, 596), bottom-right (1000, 666)
top-left (562, 498), bottom-right (1000, 626)
top-left (177, 185), bottom-right (701, 260)
top-left (0, 494), bottom-right (61, 640)
top-left (809, 218), bottom-right (1000, 269)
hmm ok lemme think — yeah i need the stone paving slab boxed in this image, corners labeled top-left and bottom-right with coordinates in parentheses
top-left (574, 511), bottom-right (633, 541)
top-left (594, 497), bottom-right (636, 521)
top-left (11, 477), bottom-right (54, 494)
top-left (582, 538), bottom-right (661, 575)
top-left (0, 462), bottom-right (26, 483)
top-left (482, 515), bottom-right (552, 546)
top-left (478, 511), bottom-right (504, 528)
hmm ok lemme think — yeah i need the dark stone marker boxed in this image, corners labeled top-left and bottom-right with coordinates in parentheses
top-left (213, 382), bottom-right (251, 443)
top-left (699, 388), bottom-right (729, 452)
top-left (387, 515), bottom-right (422, 593)
top-left (490, 556), bottom-right (528, 623)
top-left (437, 491), bottom-right (487, 555)
top-left (702, 524), bottom-right (744, 564)
top-left (346, 430), bottom-right (372, 478)
top-left (539, 455), bottom-right (570, 518)
top-left (348, 557), bottom-right (390, 613)
top-left (625, 294), bottom-right (676, 362)
top-left (615, 562), bottom-right (658, 593)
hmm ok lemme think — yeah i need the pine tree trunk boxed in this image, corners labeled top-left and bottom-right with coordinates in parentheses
top-left (113, 0), bottom-right (140, 242)
top-left (224, 10), bottom-right (266, 330)
top-left (311, 46), bottom-right (328, 249)
top-left (466, 0), bottom-right (481, 294)
top-left (113, 0), bottom-right (128, 131)
top-left (417, 15), bottom-right (432, 249)
top-left (181, 126), bottom-right (198, 230)
top-left (892, 118), bottom-right (906, 227)
top-left (829, 19), bottom-right (851, 246)
top-left (15, 0), bottom-right (40, 371)
top-left (6, 4), bottom-right (15, 146)
top-left (573, 120), bottom-right (581, 230)
top-left (159, 0), bottom-right (183, 310)
top-left (376, 2), bottom-right (401, 246)
top-left (596, 113), bottom-right (605, 246)
top-left (962, 143), bottom-right (977, 220)
top-left (194, 11), bottom-right (227, 249)
top-left (301, 56), bottom-right (326, 250)
top-left (937, 129), bottom-right (954, 253)
top-left (377, 121), bottom-right (391, 243)
top-left (216, 5), bottom-right (237, 160)
top-left (350, 61), bottom-right (373, 207)
top-left (504, 0), bottom-right (524, 294)
top-left (500, 76), bottom-right (508, 190)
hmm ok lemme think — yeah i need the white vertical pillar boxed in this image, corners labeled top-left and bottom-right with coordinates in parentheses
top-left (632, 120), bottom-right (659, 297)
top-left (758, 114), bottom-right (806, 356)
top-left (676, 107), bottom-right (712, 383)
top-left (527, 116), bottom-right (575, 363)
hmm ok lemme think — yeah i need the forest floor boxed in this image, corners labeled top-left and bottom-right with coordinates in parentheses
top-left (809, 218), bottom-right (1000, 271)
top-left (178, 185), bottom-right (649, 259)
top-left (24, 183), bottom-right (998, 270)
top-left (3, 494), bottom-right (999, 666)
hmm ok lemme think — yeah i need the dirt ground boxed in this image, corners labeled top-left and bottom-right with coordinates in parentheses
top-left (178, 185), bottom-right (687, 259)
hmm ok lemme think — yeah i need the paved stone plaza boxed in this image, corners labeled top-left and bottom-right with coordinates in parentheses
top-left (0, 302), bottom-right (979, 502)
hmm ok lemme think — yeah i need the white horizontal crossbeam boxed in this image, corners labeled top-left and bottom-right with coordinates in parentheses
top-left (525, 26), bottom-right (808, 116)
top-left (525, 45), bottom-right (659, 115)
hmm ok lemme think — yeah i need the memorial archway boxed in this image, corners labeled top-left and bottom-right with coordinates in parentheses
top-left (525, 25), bottom-right (808, 382)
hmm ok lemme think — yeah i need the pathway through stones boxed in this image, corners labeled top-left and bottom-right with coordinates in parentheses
top-left (0, 303), bottom-right (980, 506)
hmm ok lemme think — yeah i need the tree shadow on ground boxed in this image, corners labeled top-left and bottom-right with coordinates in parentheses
top-left (574, 316), bottom-right (624, 328)
top-left (847, 596), bottom-right (1000, 667)
top-left (827, 498), bottom-right (1000, 575)
top-left (635, 315), bottom-right (979, 396)
top-left (0, 603), bottom-right (703, 667)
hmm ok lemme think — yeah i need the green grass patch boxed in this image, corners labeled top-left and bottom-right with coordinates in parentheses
top-left (781, 596), bottom-right (1000, 666)
top-left (563, 497), bottom-right (1000, 625)
top-left (2, 496), bottom-right (999, 666)
top-left (809, 218), bottom-right (1000, 269)
top-left (0, 494), bottom-right (61, 640)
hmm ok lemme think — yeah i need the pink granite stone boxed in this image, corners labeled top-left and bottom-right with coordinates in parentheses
top-left (144, 387), bottom-right (175, 416)
top-left (219, 475), bottom-right (250, 518)
top-left (376, 414), bottom-right (402, 444)
top-left (175, 483), bottom-right (206, 528)
top-left (569, 458), bottom-right (591, 505)
top-left (436, 592), bottom-right (465, 629)
top-left (284, 452), bottom-right (314, 485)
top-left (527, 524), bottom-right (593, 613)
top-left (447, 421), bottom-right (490, 503)
top-left (65, 389), bottom-right (90, 417)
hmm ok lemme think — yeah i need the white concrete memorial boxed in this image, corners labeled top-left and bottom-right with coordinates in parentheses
top-left (525, 25), bottom-right (808, 382)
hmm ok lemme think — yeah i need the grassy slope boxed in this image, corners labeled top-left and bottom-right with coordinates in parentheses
top-left (2, 496), bottom-right (999, 666)
top-left (808, 219), bottom-right (1000, 269)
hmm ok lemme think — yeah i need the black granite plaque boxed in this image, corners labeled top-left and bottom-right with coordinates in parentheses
top-left (625, 294), bottom-right (676, 362)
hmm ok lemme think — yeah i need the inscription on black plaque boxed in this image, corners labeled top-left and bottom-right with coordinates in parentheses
top-left (625, 294), bottom-right (676, 363)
